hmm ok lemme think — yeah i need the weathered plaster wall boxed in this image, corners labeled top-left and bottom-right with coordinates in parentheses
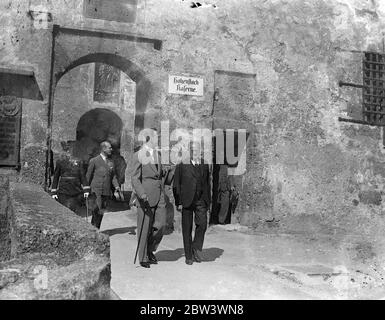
top-left (2, 0), bottom-right (385, 233)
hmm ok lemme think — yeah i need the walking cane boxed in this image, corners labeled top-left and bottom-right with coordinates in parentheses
top-left (134, 198), bottom-right (151, 264)
top-left (85, 196), bottom-right (89, 223)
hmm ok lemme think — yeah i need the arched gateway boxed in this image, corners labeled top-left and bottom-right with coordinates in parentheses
top-left (45, 24), bottom-right (162, 189)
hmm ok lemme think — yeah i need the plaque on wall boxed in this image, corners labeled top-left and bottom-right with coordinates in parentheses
top-left (0, 96), bottom-right (22, 166)
top-left (168, 74), bottom-right (204, 96)
top-left (93, 63), bottom-right (121, 105)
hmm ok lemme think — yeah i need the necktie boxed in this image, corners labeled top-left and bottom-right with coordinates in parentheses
top-left (154, 150), bottom-right (158, 170)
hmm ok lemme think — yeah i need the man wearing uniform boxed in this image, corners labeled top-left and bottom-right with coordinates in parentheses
top-left (86, 141), bottom-right (120, 229)
top-left (51, 141), bottom-right (90, 215)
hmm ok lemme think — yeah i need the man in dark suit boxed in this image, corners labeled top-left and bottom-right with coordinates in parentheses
top-left (131, 130), bottom-right (167, 268)
top-left (51, 141), bottom-right (90, 215)
top-left (174, 141), bottom-right (211, 265)
top-left (86, 141), bottom-right (120, 229)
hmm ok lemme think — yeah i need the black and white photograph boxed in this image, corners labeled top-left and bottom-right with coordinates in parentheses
top-left (1, 0), bottom-right (385, 306)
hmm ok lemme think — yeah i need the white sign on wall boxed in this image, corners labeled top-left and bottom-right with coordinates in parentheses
top-left (168, 75), bottom-right (204, 96)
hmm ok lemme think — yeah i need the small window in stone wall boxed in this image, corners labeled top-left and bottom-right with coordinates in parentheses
top-left (362, 52), bottom-right (385, 125)
top-left (83, 0), bottom-right (138, 23)
top-left (93, 63), bottom-right (121, 105)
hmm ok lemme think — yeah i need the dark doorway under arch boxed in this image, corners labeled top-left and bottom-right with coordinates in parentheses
top-left (74, 107), bottom-right (127, 187)
top-left (75, 108), bottom-right (123, 160)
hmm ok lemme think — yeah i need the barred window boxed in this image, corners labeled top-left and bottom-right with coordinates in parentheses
top-left (362, 52), bottom-right (385, 125)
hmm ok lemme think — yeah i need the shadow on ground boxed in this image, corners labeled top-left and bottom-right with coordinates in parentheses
top-left (156, 247), bottom-right (224, 262)
top-left (202, 248), bottom-right (224, 261)
top-left (102, 226), bottom-right (137, 236)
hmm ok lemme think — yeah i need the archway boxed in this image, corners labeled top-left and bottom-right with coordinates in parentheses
top-left (45, 24), bottom-right (162, 189)
top-left (55, 53), bottom-right (150, 137)
top-left (48, 54), bottom-right (149, 189)
top-left (51, 60), bottom-right (136, 190)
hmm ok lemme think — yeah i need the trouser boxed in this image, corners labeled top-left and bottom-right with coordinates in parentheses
top-left (89, 194), bottom-right (109, 229)
top-left (218, 190), bottom-right (230, 224)
top-left (137, 195), bottom-right (167, 263)
top-left (57, 193), bottom-right (83, 215)
top-left (181, 199), bottom-right (208, 260)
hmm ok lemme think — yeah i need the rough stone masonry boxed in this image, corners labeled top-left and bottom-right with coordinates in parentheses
top-left (0, 177), bottom-right (111, 299)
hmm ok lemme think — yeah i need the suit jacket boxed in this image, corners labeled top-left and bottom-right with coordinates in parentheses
top-left (86, 155), bottom-right (119, 197)
top-left (131, 148), bottom-right (164, 207)
top-left (174, 160), bottom-right (211, 209)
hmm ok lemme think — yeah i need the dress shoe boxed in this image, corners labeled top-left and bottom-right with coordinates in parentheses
top-left (148, 252), bottom-right (158, 264)
top-left (140, 262), bottom-right (151, 268)
top-left (192, 248), bottom-right (203, 263)
top-left (185, 259), bottom-right (193, 265)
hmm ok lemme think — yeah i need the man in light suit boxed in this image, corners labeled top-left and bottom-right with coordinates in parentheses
top-left (86, 141), bottom-right (120, 229)
top-left (131, 130), bottom-right (167, 268)
top-left (174, 141), bottom-right (211, 265)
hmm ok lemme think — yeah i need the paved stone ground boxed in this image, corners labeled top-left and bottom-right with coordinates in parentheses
top-left (92, 208), bottom-right (385, 300)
